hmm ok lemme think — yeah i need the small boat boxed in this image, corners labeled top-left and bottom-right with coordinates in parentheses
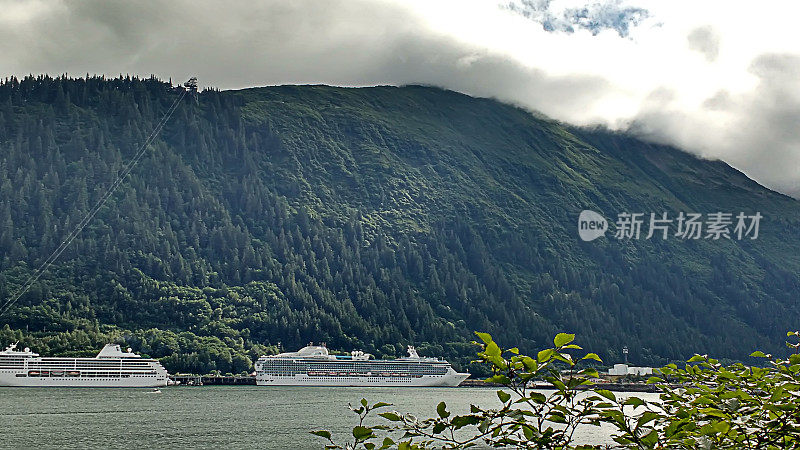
top-left (148, 388), bottom-right (162, 394)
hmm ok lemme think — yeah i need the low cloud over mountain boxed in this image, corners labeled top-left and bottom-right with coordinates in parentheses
top-left (1, 0), bottom-right (798, 195)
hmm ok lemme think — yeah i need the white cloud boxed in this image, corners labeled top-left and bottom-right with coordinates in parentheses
top-left (687, 26), bottom-right (720, 62)
top-left (0, 0), bottom-right (798, 195)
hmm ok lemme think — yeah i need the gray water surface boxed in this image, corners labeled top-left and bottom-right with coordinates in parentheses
top-left (1, 386), bottom-right (657, 449)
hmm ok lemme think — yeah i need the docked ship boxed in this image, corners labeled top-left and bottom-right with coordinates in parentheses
top-left (254, 343), bottom-right (470, 387)
top-left (0, 343), bottom-right (169, 387)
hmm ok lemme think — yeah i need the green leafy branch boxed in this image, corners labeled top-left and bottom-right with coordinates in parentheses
top-left (313, 331), bottom-right (800, 449)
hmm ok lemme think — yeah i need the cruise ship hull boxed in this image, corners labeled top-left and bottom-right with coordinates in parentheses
top-left (256, 372), bottom-right (470, 387)
top-left (0, 372), bottom-right (167, 387)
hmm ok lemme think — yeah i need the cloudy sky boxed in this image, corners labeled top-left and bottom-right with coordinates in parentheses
top-left (2, 0), bottom-right (799, 196)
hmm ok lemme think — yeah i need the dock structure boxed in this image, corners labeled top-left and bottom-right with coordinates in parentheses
top-left (169, 374), bottom-right (256, 386)
top-left (201, 375), bottom-right (256, 385)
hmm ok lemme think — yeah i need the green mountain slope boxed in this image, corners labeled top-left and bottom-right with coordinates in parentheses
top-left (0, 76), bottom-right (798, 373)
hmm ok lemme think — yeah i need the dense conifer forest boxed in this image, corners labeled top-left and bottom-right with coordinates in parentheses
top-left (0, 75), bottom-right (798, 374)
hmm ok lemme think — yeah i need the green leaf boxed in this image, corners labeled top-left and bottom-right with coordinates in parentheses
top-left (581, 353), bottom-right (602, 362)
top-left (700, 407), bottom-right (728, 419)
top-left (596, 389), bottom-right (616, 402)
top-left (379, 412), bottom-right (402, 421)
top-left (713, 421), bottom-right (730, 434)
top-left (475, 332), bottom-right (493, 344)
top-left (353, 426), bottom-right (373, 440)
top-left (553, 352), bottom-right (574, 365)
top-left (554, 333), bottom-right (575, 347)
top-left (687, 354), bottom-right (705, 363)
top-left (551, 379), bottom-right (567, 392)
top-left (521, 356), bottom-right (538, 372)
top-left (497, 390), bottom-right (511, 403)
top-left (537, 349), bottom-right (554, 363)
top-left (640, 429), bottom-right (658, 447)
top-left (451, 415), bottom-right (481, 429)
top-left (636, 411), bottom-right (660, 428)
top-left (380, 437), bottom-right (395, 450)
top-left (522, 425), bottom-right (535, 440)
top-left (372, 402), bottom-right (392, 409)
top-left (581, 368), bottom-right (599, 378)
top-left (360, 398), bottom-right (368, 408)
top-left (527, 392), bottom-right (547, 404)
top-left (623, 397), bottom-right (645, 407)
top-left (485, 374), bottom-right (511, 385)
top-left (432, 422), bottom-right (447, 434)
top-left (437, 401), bottom-right (450, 418)
top-left (750, 351), bottom-right (768, 358)
top-left (485, 341), bottom-right (502, 358)
top-left (311, 430), bottom-right (332, 440)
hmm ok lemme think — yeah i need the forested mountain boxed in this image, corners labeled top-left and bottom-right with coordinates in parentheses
top-left (0, 75), bottom-right (798, 374)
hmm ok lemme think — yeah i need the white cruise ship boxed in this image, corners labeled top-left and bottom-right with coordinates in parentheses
top-left (254, 344), bottom-right (470, 387)
top-left (0, 343), bottom-right (169, 387)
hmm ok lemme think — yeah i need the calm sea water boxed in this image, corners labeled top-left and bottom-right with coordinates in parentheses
top-left (0, 386), bottom-right (658, 449)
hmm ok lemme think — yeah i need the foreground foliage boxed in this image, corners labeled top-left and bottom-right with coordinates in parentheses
top-left (315, 332), bottom-right (800, 449)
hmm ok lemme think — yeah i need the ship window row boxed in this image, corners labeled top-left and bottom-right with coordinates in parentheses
top-left (34, 361), bottom-right (122, 365)
top-left (262, 372), bottom-right (424, 378)
top-left (261, 365), bottom-right (447, 375)
top-left (31, 362), bottom-right (121, 366)
top-left (28, 364), bottom-right (156, 370)
top-left (31, 360), bottom-right (152, 365)
top-left (264, 362), bottom-right (446, 369)
top-left (32, 361), bottom-right (96, 364)
top-left (260, 369), bottom-right (437, 377)
top-left (263, 366), bottom-right (448, 372)
top-left (264, 376), bottom-right (418, 381)
top-left (24, 371), bottom-right (157, 378)
top-left (34, 360), bottom-right (151, 365)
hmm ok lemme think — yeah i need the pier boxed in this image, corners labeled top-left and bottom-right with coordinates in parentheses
top-left (170, 374), bottom-right (256, 386)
